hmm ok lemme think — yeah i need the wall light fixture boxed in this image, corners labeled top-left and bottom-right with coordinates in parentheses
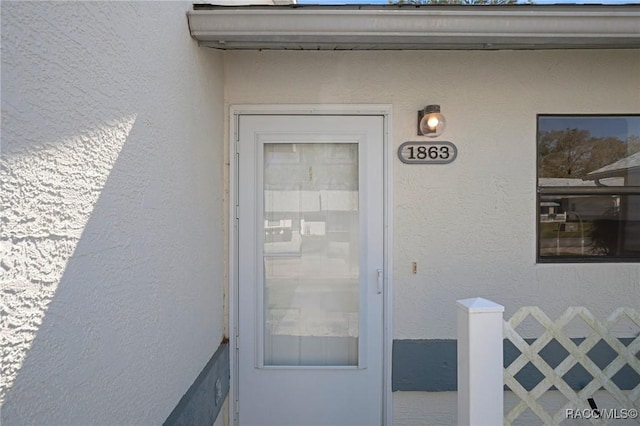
top-left (418, 105), bottom-right (446, 137)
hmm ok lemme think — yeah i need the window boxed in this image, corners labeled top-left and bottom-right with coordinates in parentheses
top-left (537, 115), bottom-right (640, 262)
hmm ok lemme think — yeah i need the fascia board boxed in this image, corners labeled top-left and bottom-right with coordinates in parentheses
top-left (187, 6), bottom-right (640, 50)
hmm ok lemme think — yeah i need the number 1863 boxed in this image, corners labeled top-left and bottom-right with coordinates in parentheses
top-left (398, 141), bottom-right (457, 164)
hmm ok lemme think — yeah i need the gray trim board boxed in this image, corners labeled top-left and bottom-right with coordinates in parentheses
top-left (393, 340), bottom-right (456, 392)
top-left (164, 343), bottom-right (230, 426)
top-left (392, 339), bottom-right (638, 392)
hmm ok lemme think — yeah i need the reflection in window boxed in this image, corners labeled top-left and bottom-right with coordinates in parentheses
top-left (263, 143), bottom-right (360, 366)
top-left (537, 115), bottom-right (640, 261)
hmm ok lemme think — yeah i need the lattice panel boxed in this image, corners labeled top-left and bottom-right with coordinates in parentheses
top-left (504, 307), bottom-right (640, 425)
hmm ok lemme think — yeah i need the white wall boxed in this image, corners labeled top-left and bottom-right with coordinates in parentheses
top-left (1, 2), bottom-right (225, 424)
top-left (224, 49), bottom-right (640, 423)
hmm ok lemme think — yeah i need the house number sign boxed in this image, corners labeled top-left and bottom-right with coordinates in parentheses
top-left (397, 141), bottom-right (457, 164)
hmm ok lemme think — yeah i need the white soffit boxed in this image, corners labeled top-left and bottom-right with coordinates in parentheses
top-left (187, 4), bottom-right (640, 50)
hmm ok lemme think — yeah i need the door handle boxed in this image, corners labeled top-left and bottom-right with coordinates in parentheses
top-left (376, 269), bottom-right (383, 295)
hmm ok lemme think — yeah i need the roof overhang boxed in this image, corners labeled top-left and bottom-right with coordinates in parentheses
top-left (187, 4), bottom-right (640, 50)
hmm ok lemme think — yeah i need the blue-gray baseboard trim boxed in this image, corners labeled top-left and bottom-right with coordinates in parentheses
top-left (164, 343), bottom-right (230, 426)
top-left (392, 338), bottom-right (638, 392)
top-left (393, 339), bottom-right (456, 391)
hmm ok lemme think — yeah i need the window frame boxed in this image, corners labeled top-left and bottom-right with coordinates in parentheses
top-left (536, 113), bottom-right (640, 263)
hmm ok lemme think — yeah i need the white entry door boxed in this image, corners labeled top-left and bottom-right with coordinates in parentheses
top-left (237, 114), bottom-right (385, 426)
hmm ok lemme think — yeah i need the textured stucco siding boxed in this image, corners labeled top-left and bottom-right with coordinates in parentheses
top-left (1, 2), bottom-right (225, 425)
top-left (225, 49), bottom-right (640, 336)
top-left (224, 49), bottom-right (640, 424)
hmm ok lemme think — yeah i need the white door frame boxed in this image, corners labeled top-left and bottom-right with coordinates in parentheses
top-left (229, 104), bottom-right (393, 426)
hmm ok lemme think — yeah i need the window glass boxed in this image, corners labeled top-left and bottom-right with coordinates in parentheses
top-left (537, 115), bottom-right (640, 261)
top-left (263, 143), bottom-right (360, 366)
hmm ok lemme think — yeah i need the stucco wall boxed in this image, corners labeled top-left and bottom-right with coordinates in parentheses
top-left (1, 2), bottom-right (225, 424)
top-left (224, 49), bottom-right (640, 423)
top-left (225, 49), bottom-right (640, 334)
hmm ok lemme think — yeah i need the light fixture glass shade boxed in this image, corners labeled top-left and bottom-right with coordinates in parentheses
top-left (419, 105), bottom-right (446, 137)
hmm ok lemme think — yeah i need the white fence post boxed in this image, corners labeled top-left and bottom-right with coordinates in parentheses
top-left (457, 297), bottom-right (505, 426)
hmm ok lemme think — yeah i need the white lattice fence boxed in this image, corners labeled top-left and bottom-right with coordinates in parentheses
top-left (503, 307), bottom-right (640, 425)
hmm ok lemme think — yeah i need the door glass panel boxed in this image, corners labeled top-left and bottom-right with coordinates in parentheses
top-left (263, 143), bottom-right (359, 366)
